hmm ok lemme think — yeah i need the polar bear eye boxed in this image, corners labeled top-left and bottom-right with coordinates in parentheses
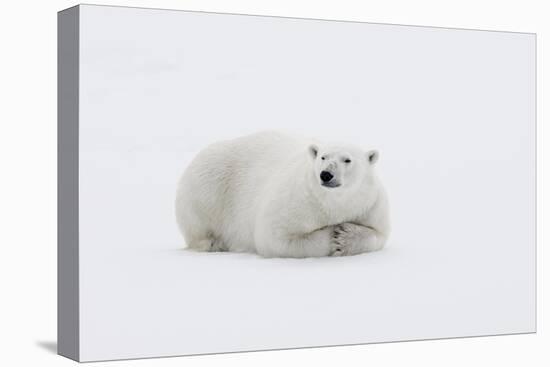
top-left (344, 159), bottom-right (352, 163)
top-left (321, 156), bottom-right (326, 160)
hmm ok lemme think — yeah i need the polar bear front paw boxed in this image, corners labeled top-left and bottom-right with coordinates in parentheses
top-left (330, 223), bottom-right (358, 256)
top-left (330, 223), bottom-right (354, 256)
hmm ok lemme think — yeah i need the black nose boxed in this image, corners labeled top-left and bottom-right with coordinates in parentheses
top-left (320, 171), bottom-right (334, 183)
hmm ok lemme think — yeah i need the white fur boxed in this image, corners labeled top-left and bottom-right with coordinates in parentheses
top-left (175, 131), bottom-right (390, 258)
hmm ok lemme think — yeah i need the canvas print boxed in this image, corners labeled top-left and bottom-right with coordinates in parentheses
top-left (58, 4), bottom-right (536, 362)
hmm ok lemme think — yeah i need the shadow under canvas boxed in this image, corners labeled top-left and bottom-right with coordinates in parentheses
top-left (36, 341), bottom-right (57, 354)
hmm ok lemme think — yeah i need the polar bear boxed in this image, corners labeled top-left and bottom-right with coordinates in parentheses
top-left (175, 131), bottom-right (389, 258)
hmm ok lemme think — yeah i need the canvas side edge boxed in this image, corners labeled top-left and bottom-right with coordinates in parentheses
top-left (57, 5), bottom-right (80, 362)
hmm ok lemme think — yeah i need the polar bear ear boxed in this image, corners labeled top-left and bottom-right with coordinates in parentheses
top-left (308, 144), bottom-right (319, 159)
top-left (367, 150), bottom-right (379, 165)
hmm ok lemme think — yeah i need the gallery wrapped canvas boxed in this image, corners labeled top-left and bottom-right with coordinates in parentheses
top-left (58, 4), bottom-right (535, 362)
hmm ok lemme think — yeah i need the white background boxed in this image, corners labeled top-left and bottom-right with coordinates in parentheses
top-left (0, 0), bottom-right (546, 366)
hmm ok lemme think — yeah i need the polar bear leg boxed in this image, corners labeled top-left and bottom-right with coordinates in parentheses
top-left (255, 226), bottom-right (335, 258)
top-left (332, 223), bottom-right (385, 256)
top-left (178, 200), bottom-right (227, 252)
top-left (181, 217), bottom-right (226, 252)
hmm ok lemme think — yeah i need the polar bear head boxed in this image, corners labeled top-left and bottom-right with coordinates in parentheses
top-left (308, 143), bottom-right (378, 190)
